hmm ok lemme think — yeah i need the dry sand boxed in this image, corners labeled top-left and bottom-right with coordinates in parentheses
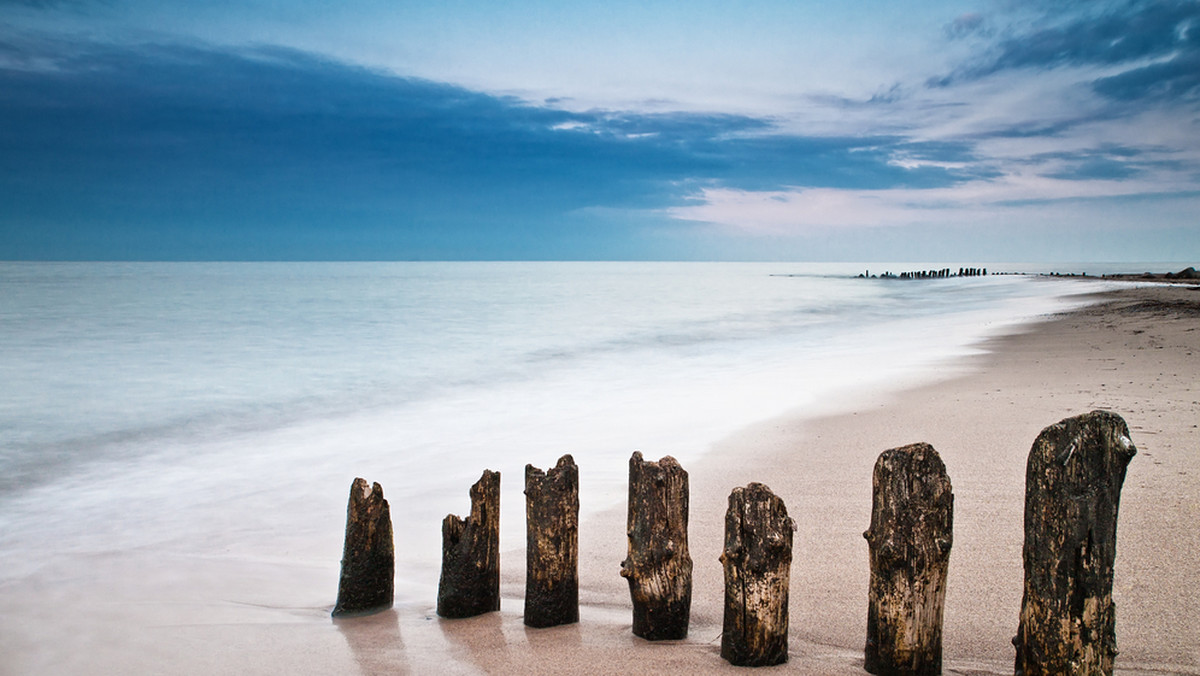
top-left (2, 282), bottom-right (1197, 675)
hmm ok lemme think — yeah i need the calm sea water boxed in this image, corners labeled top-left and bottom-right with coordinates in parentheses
top-left (0, 261), bottom-right (1116, 596)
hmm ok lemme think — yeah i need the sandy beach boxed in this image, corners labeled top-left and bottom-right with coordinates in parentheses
top-left (2, 281), bottom-right (1197, 675)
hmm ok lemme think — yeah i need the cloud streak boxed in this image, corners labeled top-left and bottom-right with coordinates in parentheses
top-left (668, 171), bottom-right (1195, 233)
top-left (933, 1), bottom-right (1200, 106)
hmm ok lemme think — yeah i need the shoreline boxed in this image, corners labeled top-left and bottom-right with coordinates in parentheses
top-left (2, 282), bottom-right (1197, 674)
top-left (419, 281), bottom-right (1200, 675)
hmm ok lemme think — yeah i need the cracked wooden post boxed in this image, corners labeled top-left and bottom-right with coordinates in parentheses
top-left (863, 443), bottom-right (954, 676)
top-left (332, 478), bottom-right (394, 617)
top-left (620, 452), bottom-right (692, 640)
top-left (437, 469), bottom-right (501, 618)
top-left (524, 454), bottom-right (579, 628)
top-left (1013, 410), bottom-right (1137, 676)
top-left (720, 482), bottom-right (795, 666)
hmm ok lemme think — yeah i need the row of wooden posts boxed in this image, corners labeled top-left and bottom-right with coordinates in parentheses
top-left (865, 267), bottom-right (989, 280)
top-left (332, 410), bottom-right (1136, 675)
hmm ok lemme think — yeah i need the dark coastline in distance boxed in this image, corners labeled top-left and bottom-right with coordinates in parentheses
top-left (831, 265), bottom-right (1200, 283)
top-left (1094, 265), bottom-right (1200, 284)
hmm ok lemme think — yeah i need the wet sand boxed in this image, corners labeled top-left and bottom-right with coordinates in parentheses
top-left (2, 282), bottom-right (1197, 675)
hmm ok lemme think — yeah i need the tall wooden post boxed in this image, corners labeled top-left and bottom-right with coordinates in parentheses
top-left (1014, 411), bottom-right (1137, 676)
top-left (524, 454), bottom-right (580, 628)
top-left (437, 469), bottom-right (501, 618)
top-left (720, 482), bottom-right (795, 666)
top-left (332, 478), bottom-right (394, 617)
top-left (620, 452), bottom-right (692, 640)
top-left (863, 443), bottom-right (954, 675)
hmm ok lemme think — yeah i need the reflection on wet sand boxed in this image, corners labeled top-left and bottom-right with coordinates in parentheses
top-left (438, 611), bottom-right (515, 671)
top-left (335, 609), bottom-right (409, 676)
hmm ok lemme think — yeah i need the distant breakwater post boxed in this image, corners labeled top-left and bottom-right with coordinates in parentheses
top-left (620, 452), bottom-right (693, 641)
top-left (864, 443), bottom-right (954, 676)
top-left (720, 483), bottom-right (795, 667)
top-left (524, 455), bottom-right (580, 628)
top-left (859, 267), bottom-right (988, 280)
top-left (437, 469), bottom-right (501, 619)
top-left (332, 478), bottom-right (394, 618)
top-left (1013, 411), bottom-right (1136, 676)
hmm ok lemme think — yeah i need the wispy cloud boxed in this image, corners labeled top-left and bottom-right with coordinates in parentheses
top-left (944, 13), bottom-right (992, 40)
top-left (667, 170), bottom-right (1195, 233)
top-left (932, 0), bottom-right (1200, 106)
top-left (1093, 51), bottom-right (1200, 102)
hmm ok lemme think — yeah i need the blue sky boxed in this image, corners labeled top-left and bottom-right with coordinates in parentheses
top-left (1, 0), bottom-right (1198, 261)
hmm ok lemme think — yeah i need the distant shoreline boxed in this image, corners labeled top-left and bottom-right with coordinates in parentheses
top-left (1092, 265), bottom-right (1200, 284)
top-left (850, 264), bottom-right (1200, 283)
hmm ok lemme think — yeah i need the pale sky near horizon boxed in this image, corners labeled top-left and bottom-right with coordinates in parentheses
top-left (2, 0), bottom-right (1198, 261)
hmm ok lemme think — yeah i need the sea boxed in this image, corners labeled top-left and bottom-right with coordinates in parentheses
top-left (0, 261), bottom-right (1133, 604)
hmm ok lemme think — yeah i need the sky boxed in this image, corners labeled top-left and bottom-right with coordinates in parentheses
top-left (1, 0), bottom-right (1198, 261)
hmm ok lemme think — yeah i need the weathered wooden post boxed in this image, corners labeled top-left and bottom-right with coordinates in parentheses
top-left (863, 443), bottom-right (954, 675)
top-left (1013, 411), bottom-right (1137, 676)
top-left (437, 469), bottom-right (501, 618)
top-left (620, 452), bottom-right (692, 640)
top-left (524, 454), bottom-right (580, 628)
top-left (332, 478), bottom-right (394, 617)
top-left (720, 482), bottom-right (795, 666)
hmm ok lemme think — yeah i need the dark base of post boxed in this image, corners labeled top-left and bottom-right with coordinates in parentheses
top-left (631, 597), bottom-right (691, 641)
top-left (523, 578), bottom-right (580, 629)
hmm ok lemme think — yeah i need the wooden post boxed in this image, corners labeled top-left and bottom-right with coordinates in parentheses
top-left (1013, 411), bottom-right (1137, 676)
top-left (437, 469), bottom-right (501, 618)
top-left (524, 454), bottom-right (579, 628)
top-left (332, 478), bottom-right (394, 617)
top-left (863, 443), bottom-right (954, 675)
top-left (620, 452), bottom-right (692, 640)
top-left (720, 482), bottom-right (795, 666)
